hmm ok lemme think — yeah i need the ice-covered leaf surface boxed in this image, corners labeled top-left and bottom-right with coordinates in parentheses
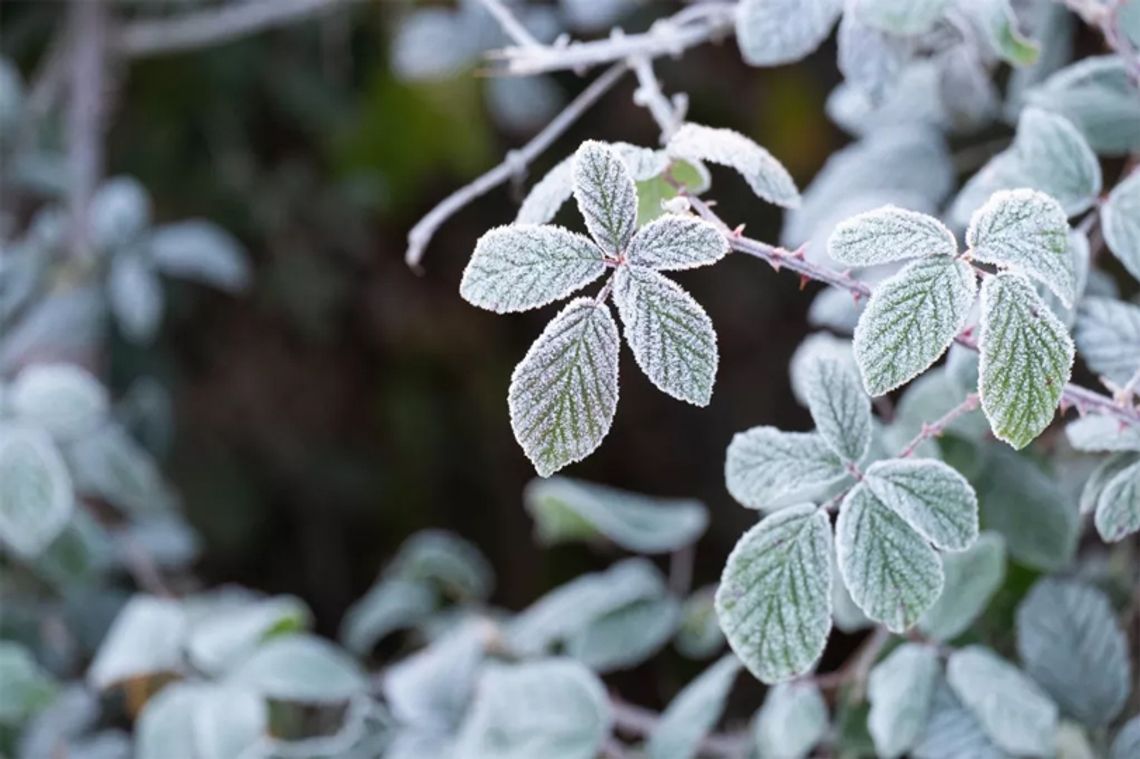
top-left (517, 156), bottom-right (574, 225)
top-left (736, 0), bottom-right (843, 67)
top-left (1102, 169), bottom-right (1140, 282)
top-left (135, 682), bottom-right (265, 759)
top-left (716, 505), bottom-right (832, 683)
top-left (508, 299), bottom-right (620, 476)
top-left (724, 427), bottom-right (847, 511)
top-left (8, 364), bottom-right (108, 440)
top-left (854, 256), bottom-right (977, 396)
top-left (383, 624), bottom-right (485, 732)
top-left (836, 484), bottom-right (943, 632)
top-left (0, 426), bottom-right (74, 558)
top-left (1074, 297), bottom-right (1140, 386)
top-left (855, 0), bottom-right (949, 35)
top-left (867, 643), bottom-right (940, 759)
top-left (1094, 459), bottom-right (1140, 542)
top-left (612, 266), bottom-right (717, 406)
top-left (339, 578), bottom-right (436, 655)
top-left (978, 273), bottom-right (1073, 448)
top-left (460, 225), bottom-right (604, 313)
top-left (566, 595), bottom-right (679, 673)
top-left (836, 14), bottom-right (907, 101)
top-left (1026, 56), bottom-right (1140, 155)
top-left (828, 206), bottom-right (958, 266)
top-left (572, 141), bottom-right (638, 253)
top-left (862, 459), bottom-right (978, 551)
top-left (646, 654), bottom-right (740, 759)
top-left (666, 123), bottom-right (800, 207)
top-left (186, 595), bottom-right (310, 675)
top-left (966, 189), bottom-right (1074, 305)
top-left (913, 679), bottom-right (1007, 759)
top-left (918, 532), bottom-right (1005, 641)
top-left (229, 634), bottom-right (366, 703)
top-left (1016, 578), bottom-right (1130, 726)
top-left (753, 682), bottom-right (829, 759)
top-left (1065, 414), bottom-right (1140, 453)
top-left (801, 354), bottom-right (872, 463)
top-left (625, 213), bottom-right (728, 270)
top-left (88, 595), bottom-right (185, 689)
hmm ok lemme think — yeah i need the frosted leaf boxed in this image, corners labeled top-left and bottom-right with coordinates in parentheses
top-left (789, 331), bottom-right (857, 405)
top-left (919, 532), bottom-right (1006, 641)
top-left (1102, 169), bottom-right (1140, 282)
top-left (724, 426), bottom-right (848, 511)
top-left (1074, 297), bottom-right (1140, 386)
top-left (109, 252), bottom-right (164, 344)
top-left (339, 578), bottom-right (436, 655)
top-left (854, 256), bottom-right (977, 396)
top-left (1112, 717), bottom-right (1140, 759)
top-left (1025, 56), bottom-right (1140, 156)
top-left (808, 286), bottom-right (864, 333)
top-left (862, 459), bottom-right (979, 551)
top-left (382, 623), bottom-right (485, 732)
top-left (801, 354), bottom-right (872, 463)
top-left (572, 141), bottom-right (637, 253)
top-left (626, 214), bottom-right (728, 271)
top-left (836, 13), bottom-right (908, 100)
top-left (946, 646), bottom-right (1058, 757)
top-left (8, 363), bottom-right (108, 440)
top-left (715, 505), bottom-right (833, 683)
top-left (1080, 452), bottom-right (1137, 515)
top-left (135, 682), bottom-right (266, 759)
top-left (967, 189), bottom-right (1074, 305)
top-left (666, 123), bottom-right (800, 208)
top-left (636, 158), bottom-right (710, 226)
top-left (508, 299), bottom-right (620, 477)
top-left (831, 552), bottom-right (873, 632)
top-left (88, 595), bottom-right (185, 689)
top-left (1065, 414), bottom-right (1140, 453)
top-left (1016, 578), bottom-right (1130, 726)
top-left (0, 426), bottom-right (74, 558)
top-left (978, 273), bottom-right (1074, 449)
top-left (836, 483), bottom-right (943, 632)
top-left (386, 529), bottom-right (494, 601)
top-left (612, 266), bottom-right (717, 406)
top-left (828, 206), bottom-right (957, 266)
top-left (0, 642), bottom-right (56, 725)
top-left (517, 156), bottom-right (575, 225)
top-left (459, 225), bottom-right (604, 313)
top-left (1095, 458), bottom-right (1140, 542)
top-left (957, 0), bottom-right (1039, 65)
top-left (854, 0), bottom-right (949, 35)
top-left (913, 679), bottom-right (1007, 759)
top-left (610, 142), bottom-right (670, 181)
top-left (65, 423), bottom-right (174, 516)
top-left (674, 586), bottom-right (725, 660)
top-left (455, 659), bottom-right (610, 759)
top-left (229, 634), bottom-right (366, 703)
top-left (148, 221), bottom-right (250, 293)
top-left (89, 176), bottom-right (151, 253)
top-left (186, 595), bottom-right (310, 675)
top-left (736, 0), bottom-right (842, 67)
top-left (867, 643), bottom-right (940, 759)
top-left (523, 476), bottom-right (707, 554)
top-left (646, 654), bottom-right (740, 759)
top-left (753, 682), bottom-right (829, 759)
top-left (565, 595), bottom-right (679, 673)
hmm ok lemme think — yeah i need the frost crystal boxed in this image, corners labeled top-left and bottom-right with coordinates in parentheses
top-left (625, 214), bottom-right (727, 271)
top-left (862, 459), bottom-right (979, 551)
top-left (828, 206), bottom-right (958, 266)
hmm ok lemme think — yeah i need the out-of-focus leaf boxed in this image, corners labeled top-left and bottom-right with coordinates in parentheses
top-left (87, 595), bottom-right (186, 689)
top-left (229, 634), bottom-right (366, 704)
top-left (647, 654), bottom-right (741, 759)
top-left (0, 425), bottom-right (74, 558)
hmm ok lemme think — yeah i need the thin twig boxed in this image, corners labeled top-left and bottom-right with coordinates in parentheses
top-left (631, 56), bottom-right (685, 143)
top-left (814, 627), bottom-right (890, 700)
top-left (897, 393), bottom-right (981, 458)
top-left (405, 62), bottom-right (628, 270)
top-left (668, 543), bottom-right (695, 596)
top-left (67, 0), bottom-right (109, 262)
top-left (476, 0), bottom-right (542, 49)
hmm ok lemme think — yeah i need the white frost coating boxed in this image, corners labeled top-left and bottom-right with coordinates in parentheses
top-left (508, 299), bottom-right (620, 477)
top-left (918, 532), bottom-right (1005, 641)
top-left (1065, 414), bottom-right (1140, 453)
top-left (0, 426), bottom-right (74, 558)
top-left (1102, 169), bottom-right (1140, 282)
top-left (625, 214), bottom-right (728, 271)
top-left (978, 273), bottom-right (1074, 449)
top-left (1025, 56), bottom-right (1140, 156)
top-left (867, 643), bottom-right (939, 759)
top-left (945, 646), bottom-right (1058, 757)
top-left (517, 156), bottom-right (575, 225)
top-left (724, 426), bottom-right (848, 511)
top-left (966, 188), bottom-right (1075, 306)
top-left (1080, 452), bottom-right (1137, 515)
top-left (459, 225), bottom-right (605, 313)
top-left (789, 331), bottom-right (857, 405)
top-left (836, 13), bottom-right (907, 100)
top-left (1016, 578), bottom-right (1131, 726)
top-left (836, 484), bottom-right (943, 633)
top-left (801, 354), bottom-right (872, 463)
top-left (854, 0), bottom-right (949, 35)
top-left (1074, 297), bottom-right (1140, 386)
top-left (666, 123), bottom-right (800, 208)
top-left (913, 679), bottom-right (1007, 759)
top-left (646, 654), bottom-right (741, 759)
top-left (1095, 459), bottom-right (1140, 542)
top-left (715, 505), bottom-right (833, 683)
top-left (612, 266), bottom-right (717, 406)
top-left (862, 459), bottom-right (979, 551)
top-left (610, 142), bottom-right (670, 181)
top-left (8, 363), bottom-right (108, 440)
top-left (735, 0), bottom-right (843, 67)
top-left (572, 141), bottom-right (638, 253)
top-left (229, 634), bottom-right (365, 703)
top-left (566, 595), bottom-right (680, 673)
top-left (753, 682), bottom-right (829, 759)
top-left (828, 205), bottom-right (958, 266)
top-left (88, 595), bottom-right (186, 689)
top-left (382, 624), bottom-right (484, 732)
top-left (854, 256), bottom-right (977, 396)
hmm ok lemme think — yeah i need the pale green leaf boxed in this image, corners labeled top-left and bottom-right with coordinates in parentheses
top-left (508, 298), bottom-right (620, 476)
top-left (612, 266), bottom-right (717, 406)
top-left (801, 354), bottom-right (872, 463)
top-left (1026, 56), bottom-right (1140, 156)
top-left (187, 595), bottom-right (311, 675)
top-left (674, 586), bottom-right (725, 660)
top-left (1074, 297), bottom-right (1140, 386)
top-left (752, 681), bottom-right (829, 759)
top-left (566, 595), bottom-right (680, 673)
top-left (135, 682), bottom-right (266, 759)
top-left (0, 426), bottom-right (74, 558)
top-left (1095, 458), bottom-right (1140, 542)
top-left (913, 678), bottom-right (1008, 759)
top-left (88, 595), bottom-right (185, 689)
top-left (978, 273), bottom-right (1074, 449)
top-left (386, 529), bottom-right (494, 601)
top-left (517, 156), bottom-right (574, 225)
top-left (868, 643), bottom-right (940, 759)
top-left (647, 654), bottom-right (741, 759)
top-left (8, 364), bottom-right (108, 440)
top-left (1065, 414), bottom-right (1140, 453)
top-left (1016, 578), bottom-right (1131, 726)
top-left (1080, 452), bottom-right (1138, 515)
top-left (919, 532), bottom-right (1006, 641)
top-left (572, 141), bottom-right (637, 253)
top-left (635, 159), bottom-right (710, 225)
top-left (725, 427), bottom-right (848, 511)
top-left (65, 423), bottom-right (174, 516)
top-left (715, 504), bottom-right (833, 683)
top-left (0, 642), bottom-right (56, 725)
top-left (828, 206), bottom-right (958, 267)
top-left (382, 622), bottom-right (485, 732)
top-left (666, 123), bottom-right (800, 207)
top-left (90, 177), bottom-right (150, 253)
top-left (339, 578), bottom-right (436, 655)
top-left (626, 213), bottom-right (728, 270)
top-left (459, 225), bottom-right (604, 313)
top-left (958, 0), bottom-right (1039, 65)
top-left (854, 256), bottom-right (977, 395)
top-left (736, 0), bottom-right (843, 67)
top-left (1102, 169), bottom-right (1140, 282)
top-left (854, 0), bottom-right (949, 35)
top-left (229, 634), bottom-right (366, 703)
top-left (148, 220), bottom-right (250, 293)
top-left (862, 458), bottom-right (979, 551)
top-left (1111, 716), bottom-right (1140, 759)
top-left (836, 13), bottom-right (908, 100)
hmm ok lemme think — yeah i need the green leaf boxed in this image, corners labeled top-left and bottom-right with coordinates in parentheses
top-left (566, 595), bottom-right (680, 673)
top-left (1102, 169), bottom-right (1140, 282)
top-left (1065, 414), bottom-right (1140, 453)
top-left (508, 298), bottom-right (620, 476)
top-left (836, 483), bottom-right (943, 632)
top-left (229, 634), bottom-right (366, 704)
top-left (1074, 297), bottom-right (1140, 386)
top-left (854, 256), bottom-right (977, 396)
top-left (725, 426), bottom-right (848, 511)
top-left (913, 678), bottom-right (1007, 759)
top-left (736, 0), bottom-right (843, 67)
top-left (87, 595), bottom-right (186, 689)
top-left (0, 642), bottom-right (56, 725)
top-left (959, 0), bottom-right (1039, 65)
top-left (339, 578), bottom-right (436, 655)
top-left (867, 643), bottom-right (940, 759)
top-left (945, 646), bottom-right (1058, 757)
top-left (862, 458), bottom-right (979, 551)
top-left (752, 682), bottom-right (829, 759)
top-left (636, 159), bottom-right (709, 226)
top-left (674, 586), bottom-right (725, 660)
top-left (382, 623), bottom-right (485, 733)
top-left (625, 213), bottom-right (728, 270)
top-left (523, 476), bottom-right (707, 553)
top-left (1026, 56), bottom-right (1140, 156)
top-left (1095, 458), bottom-right (1140, 542)
top-left (828, 206), bottom-right (958, 266)
top-left (967, 189), bottom-right (1074, 305)
top-left (1016, 578), bottom-right (1131, 726)
top-left (0, 426), bottom-right (74, 558)
top-left (801, 354), bottom-right (872, 463)
top-left (65, 423), bottom-right (174, 516)
top-left (572, 141), bottom-right (638, 253)
top-left (8, 363), bottom-right (108, 440)
top-left (715, 504), bottom-right (833, 683)
top-left (612, 266), bottom-right (717, 406)
top-left (647, 654), bottom-right (741, 759)
top-left (978, 273), bottom-right (1074, 449)
top-left (135, 682), bottom-right (266, 759)
top-left (456, 659), bottom-right (610, 759)
top-left (919, 532), bottom-right (1006, 641)
top-left (187, 595), bottom-right (311, 675)
top-left (666, 123), bottom-right (800, 207)
top-left (459, 225), bottom-right (605, 313)
top-left (855, 0), bottom-right (949, 35)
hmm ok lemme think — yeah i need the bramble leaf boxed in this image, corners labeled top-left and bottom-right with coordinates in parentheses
top-left (736, 0), bottom-right (842, 68)
top-left (828, 206), bottom-right (958, 266)
top-left (867, 643), bottom-right (940, 759)
top-left (753, 682), bottom-right (829, 759)
top-left (862, 458), bottom-right (978, 551)
top-left (229, 634), bottom-right (365, 703)
top-left (1094, 459), bottom-right (1140, 542)
top-left (88, 595), bottom-right (185, 689)
top-left (646, 654), bottom-right (740, 759)
top-left (1065, 414), bottom-right (1140, 453)
top-left (8, 364), bottom-right (108, 440)
top-left (1026, 56), bottom-right (1140, 156)
top-left (1102, 169), bottom-right (1140, 282)
top-left (626, 213), bottom-right (728, 270)
top-left (919, 532), bottom-right (1005, 641)
top-left (666, 123), bottom-right (800, 207)
top-left (517, 156), bottom-right (574, 225)
top-left (573, 141), bottom-right (638, 253)
top-left (725, 427), bottom-right (848, 511)
top-left (913, 678), bottom-right (1006, 759)
top-left (801, 354), bottom-right (872, 463)
top-left (854, 0), bottom-right (949, 35)
top-left (1074, 297), bottom-right (1140, 386)
top-left (0, 426), bottom-right (74, 558)
top-left (566, 595), bottom-right (679, 673)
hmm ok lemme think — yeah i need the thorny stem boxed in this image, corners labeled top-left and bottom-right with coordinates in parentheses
top-left (897, 393), bottom-right (981, 458)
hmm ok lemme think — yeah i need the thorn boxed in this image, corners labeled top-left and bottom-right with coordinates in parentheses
top-left (792, 244), bottom-right (807, 260)
top-left (851, 291), bottom-right (863, 304)
top-left (732, 224), bottom-right (746, 238)
top-left (799, 274), bottom-right (811, 290)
